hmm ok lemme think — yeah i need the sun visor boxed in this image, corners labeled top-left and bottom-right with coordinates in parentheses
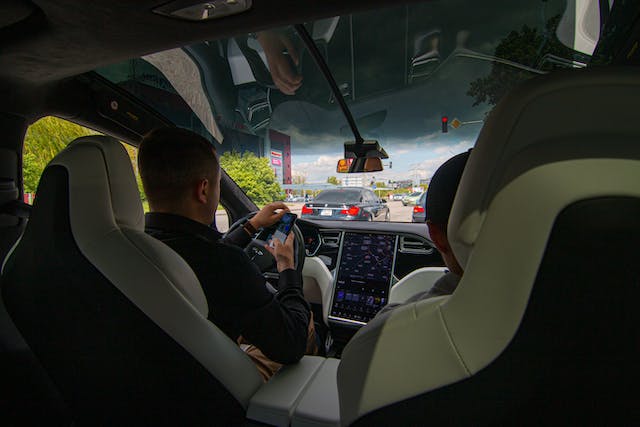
top-left (143, 49), bottom-right (223, 143)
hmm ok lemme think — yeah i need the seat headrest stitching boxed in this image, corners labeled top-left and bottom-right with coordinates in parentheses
top-left (437, 304), bottom-right (471, 376)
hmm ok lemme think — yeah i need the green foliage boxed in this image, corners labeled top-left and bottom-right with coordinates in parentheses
top-left (467, 15), bottom-right (575, 107)
top-left (326, 176), bottom-right (341, 185)
top-left (219, 151), bottom-right (283, 204)
top-left (121, 143), bottom-right (147, 202)
top-left (23, 116), bottom-right (146, 202)
top-left (23, 117), bottom-right (98, 193)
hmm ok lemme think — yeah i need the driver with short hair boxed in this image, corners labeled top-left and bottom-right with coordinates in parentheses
top-left (139, 127), bottom-right (314, 380)
top-left (378, 150), bottom-right (470, 315)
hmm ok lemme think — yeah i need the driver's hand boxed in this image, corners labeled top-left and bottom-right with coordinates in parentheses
top-left (249, 202), bottom-right (290, 230)
top-left (264, 233), bottom-right (295, 272)
top-left (256, 30), bottom-right (303, 95)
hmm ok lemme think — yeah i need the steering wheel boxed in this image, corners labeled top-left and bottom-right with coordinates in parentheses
top-left (225, 212), bottom-right (306, 277)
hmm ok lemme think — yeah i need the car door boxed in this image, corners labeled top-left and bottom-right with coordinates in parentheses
top-left (368, 190), bottom-right (382, 220)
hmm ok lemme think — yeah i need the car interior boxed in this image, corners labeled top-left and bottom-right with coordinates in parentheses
top-left (1, 0), bottom-right (639, 426)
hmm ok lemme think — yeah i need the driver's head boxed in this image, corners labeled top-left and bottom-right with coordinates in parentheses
top-left (138, 127), bottom-right (220, 225)
top-left (425, 150), bottom-right (470, 276)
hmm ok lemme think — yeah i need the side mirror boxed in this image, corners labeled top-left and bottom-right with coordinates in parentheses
top-left (336, 157), bottom-right (383, 173)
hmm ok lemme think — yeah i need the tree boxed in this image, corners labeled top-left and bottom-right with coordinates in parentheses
top-left (467, 15), bottom-right (578, 108)
top-left (219, 151), bottom-right (283, 204)
top-left (23, 116), bottom-right (146, 201)
top-left (121, 143), bottom-right (147, 202)
top-left (327, 176), bottom-right (341, 185)
top-left (23, 117), bottom-right (98, 193)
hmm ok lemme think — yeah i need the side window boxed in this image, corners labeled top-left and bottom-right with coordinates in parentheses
top-left (365, 191), bottom-right (374, 203)
top-left (23, 117), bottom-right (231, 232)
top-left (23, 117), bottom-right (146, 207)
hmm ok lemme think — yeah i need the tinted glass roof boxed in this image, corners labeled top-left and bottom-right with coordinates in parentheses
top-left (96, 0), bottom-right (599, 185)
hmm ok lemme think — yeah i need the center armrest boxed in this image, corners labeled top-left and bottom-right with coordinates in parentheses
top-left (292, 358), bottom-right (341, 427)
top-left (247, 356), bottom-right (326, 426)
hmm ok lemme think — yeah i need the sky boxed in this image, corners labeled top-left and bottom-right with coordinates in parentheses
top-left (291, 137), bottom-right (475, 184)
top-left (271, 46), bottom-right (492, 185)
top-left (263, 0), bottom-right (573, 185)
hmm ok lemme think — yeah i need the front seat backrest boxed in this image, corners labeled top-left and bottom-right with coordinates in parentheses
top-left (338, 67), bottom-right (640, 426)
top-left (1, 136), bottom-right (262, 425)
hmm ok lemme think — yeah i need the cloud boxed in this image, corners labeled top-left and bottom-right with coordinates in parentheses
top-left (431, 140), bottom-right (474, 155)
top-left (292, 154), bottom-right (343, 182)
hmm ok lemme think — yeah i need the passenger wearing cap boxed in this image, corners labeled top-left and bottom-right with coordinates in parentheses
top-left (379, 150), bottom-right (470, 314)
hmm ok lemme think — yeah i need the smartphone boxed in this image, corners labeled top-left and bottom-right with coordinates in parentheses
top-left (269, 212), bottom-right (297, 247)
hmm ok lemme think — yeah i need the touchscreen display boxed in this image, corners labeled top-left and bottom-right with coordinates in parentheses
top-left (330, 232), bottom-right (396, 325)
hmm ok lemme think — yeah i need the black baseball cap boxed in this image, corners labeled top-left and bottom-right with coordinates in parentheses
top-left (425, 150), bottom-right (471, 225)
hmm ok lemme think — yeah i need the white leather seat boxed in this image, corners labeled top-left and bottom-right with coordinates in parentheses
top-left (388, 266), bottom-right (448, 304)
top-left (333, 67), bottom-right (640, 425)
top-left (1, 136), bottom-right (262, 424)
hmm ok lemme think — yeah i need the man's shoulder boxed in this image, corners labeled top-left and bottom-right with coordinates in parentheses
top-left (426, 271), bottom-right (461, 298)
top-left (146, 227), bottom-right (245, 261)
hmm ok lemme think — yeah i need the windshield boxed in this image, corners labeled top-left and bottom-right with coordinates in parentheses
top-left (314, 189), bottom-right (363, 204)
top-left (95, 0), bottom-right (600, 223)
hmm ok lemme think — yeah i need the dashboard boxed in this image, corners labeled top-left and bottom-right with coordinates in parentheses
top-left (298, 219), bottom-right (443, 283)
top-left (329, 232), bottom-right (397, 325)
top-left (297, 218), bottom-right (444, 337)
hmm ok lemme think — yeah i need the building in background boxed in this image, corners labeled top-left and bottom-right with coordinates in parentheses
top-left (341, 175), bottom-right (364, 187)
top-left (267, 129), bottom-right (292, 185)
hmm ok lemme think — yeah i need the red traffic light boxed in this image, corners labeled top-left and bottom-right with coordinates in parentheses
top-left (442, 116), bottom-right (448, 123)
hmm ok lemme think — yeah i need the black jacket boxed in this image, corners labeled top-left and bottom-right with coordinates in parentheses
top-left (145, 212), bottom-right (310, 364)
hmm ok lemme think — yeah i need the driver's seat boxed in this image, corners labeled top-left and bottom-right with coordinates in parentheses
top-left (1, 136), bottom-right (262, 425)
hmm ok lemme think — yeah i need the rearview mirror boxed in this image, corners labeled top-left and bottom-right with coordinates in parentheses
top-left (338, 140), bottom-right (387, 173)
top-left (336, 157), bottom-right (383, 173)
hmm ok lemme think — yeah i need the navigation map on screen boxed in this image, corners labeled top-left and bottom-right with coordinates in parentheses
top-left (330, 232), bottom-right (397, 324)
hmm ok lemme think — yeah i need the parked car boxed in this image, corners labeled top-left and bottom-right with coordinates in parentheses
top-left (301, 187), bottom-right (390, 221)
top-left (402, 192), bottom-right (423, 206)
top-left (286, 195), bottom-right (306, 202)
top-left (412, 192), bottom-right (427, 222)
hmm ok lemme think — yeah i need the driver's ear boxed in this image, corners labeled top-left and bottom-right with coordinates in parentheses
top-left (195, 178), bottom-right (209, 204)
top-left (427, 223), bottom-right (451, 255)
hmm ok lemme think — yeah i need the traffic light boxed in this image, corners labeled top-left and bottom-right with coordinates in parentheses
top-left (389, 161), bottom-right (392, 169)
top-left (441, 116), bottom-right (448, 133)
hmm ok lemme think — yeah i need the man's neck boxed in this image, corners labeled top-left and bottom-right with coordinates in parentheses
top-left (149, 203), bottom-right (209, 226)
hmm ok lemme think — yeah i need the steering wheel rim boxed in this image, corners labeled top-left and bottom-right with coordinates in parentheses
top-left (225, 211), bottom-right (305, 275)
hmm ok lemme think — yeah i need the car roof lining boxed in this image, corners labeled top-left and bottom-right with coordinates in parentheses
top-left (0, 0), bottom-right (426, 87)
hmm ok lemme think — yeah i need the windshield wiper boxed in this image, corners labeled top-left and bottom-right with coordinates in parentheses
top-left (294, 24), bottom-right (364, 143)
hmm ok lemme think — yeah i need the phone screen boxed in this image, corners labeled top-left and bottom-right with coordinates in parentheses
top-left (269, 213), bottom-right (297, 246)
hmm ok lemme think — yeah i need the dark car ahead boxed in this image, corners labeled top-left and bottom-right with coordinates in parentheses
top-left (411, 192), bottom-right (427, 223)
top-left (301, 187), bottom-right (390, 221)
